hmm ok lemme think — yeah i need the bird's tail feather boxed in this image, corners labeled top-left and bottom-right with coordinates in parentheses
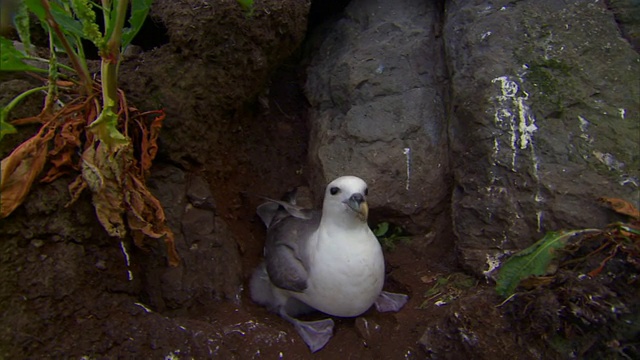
top-left (250, 262), bottom-right (315, 317)
top-left (249, 262), bottom-right (277, 309)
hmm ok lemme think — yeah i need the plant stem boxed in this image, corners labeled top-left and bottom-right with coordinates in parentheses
top-left (1, 86), bottom-right (49, 120)
top-left (40, 0), bottom-right (93, 96)
top-left (100, 0), bottom-right (128, 112)
top-left (26, 56), bottom-right (75, 73)
top-left (43, 29), bottom-right (58, 115)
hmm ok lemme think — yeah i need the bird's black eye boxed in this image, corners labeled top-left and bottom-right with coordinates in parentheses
top-left (330, 187), bottom-right (340, 195)
top-left (364, 188), bottom-right (368, 196)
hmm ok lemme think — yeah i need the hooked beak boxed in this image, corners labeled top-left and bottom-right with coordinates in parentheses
top-left (344, 193), bottom-right (368, 221)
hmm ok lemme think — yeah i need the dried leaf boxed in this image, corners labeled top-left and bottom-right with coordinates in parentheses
top-left (81, 142), bottom-right (127, 237)
top-left (141, 110), bottom-right (164, 172)
top-left (163, 230), bottom-right (180, 267)
top-left (587, 247), bottom-right (619, 278)
top-left (10, 106), bottom-right (55, 126)
top-left (519, 276), bottom-right (554, 290)
top-left (10, 116), bottom-right (45, 126)
top-left (1, 129), bottom-right (53, 217)
top-left (599, 197), bottom-right (640, 220)
top-left (41, 115), bottom-right (84, 182)
top-left (125, 171), bottom-right (180, 266)
top-left (57, 80), bottom-right (75, 87)
top-left (66, 174), bottom-right (87, 206)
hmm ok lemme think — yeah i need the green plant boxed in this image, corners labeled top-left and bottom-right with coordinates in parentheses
top-left (493, 220), bottom-right (640, 298)
top-left (373, 221), bottom-right (411, 250)
top-left (496, 230), bottom-right (585, 297)
top-left (0, 0), bottom-right (177, 264)
top-left (495, 199), bottom-right (639, 357)
top-left (419, 272), bottom-right (477, 308)
top-left (1, 0), bottom-right (255, 266)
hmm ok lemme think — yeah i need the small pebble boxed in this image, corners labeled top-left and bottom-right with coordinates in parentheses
top-left (95, 260), bottom-right (107, 270)
top-left (31, 239), bottom-right (45, 248)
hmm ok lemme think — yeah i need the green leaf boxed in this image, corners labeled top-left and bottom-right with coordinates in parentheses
top-left (25, 0), bottom-right (84, 39)
top-left (49, 1), bottom-right (85, 38)
top-left (100, 0), bottom-right (116, 45)
top-left (24, 0), bottom-right (84, 58)
top-left (237, 0), bottom-right (254, 15)
top-left (121, 0), bottom-right (153, 50)
top-left (373, 222), bottom-right (389, 237)
top-left (0, 37), bottom-right (45, 72)
top-left (616, 223), bottom-right (640, 236)
top-left (24, 0), bottom-right (46, 22)
top-left (88, 103), bottom-right (129, 151)
top-left (14, 1), bottom-right (34, 55)
top-left (0, 111), bottom-right (18, 141)
top-left (495, 229), bottom-right (599, 297)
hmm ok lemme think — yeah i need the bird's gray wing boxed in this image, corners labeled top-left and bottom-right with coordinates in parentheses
top-left (264, 210), bottom-right (321, 292)
top-left (256, 202), bottom-right (281, 227)
top-left (257, 196), bottom-right (312, 228)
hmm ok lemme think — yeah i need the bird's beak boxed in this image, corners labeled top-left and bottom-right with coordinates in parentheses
top-left (344, 193), bottom-right (368, 221)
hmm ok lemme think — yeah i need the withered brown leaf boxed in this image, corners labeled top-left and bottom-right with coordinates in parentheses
top-left (1, 128), bottom-right (54, 217)
top-left (599, 197), bottom-right (640, 221)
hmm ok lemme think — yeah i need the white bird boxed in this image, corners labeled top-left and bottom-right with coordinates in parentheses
top-left (250, 176), bottom-right (408, 352)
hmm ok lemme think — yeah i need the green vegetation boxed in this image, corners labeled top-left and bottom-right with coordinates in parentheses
top-left (495, 197), bottom-right (640, 298)
top-left (495, 229), bottom-right (599, 297)
top-left (419, 272), bottom-right (477, 308)
top-left (373, 221), bottom-right (411, 250)
top-left (525, 58), bottom-right (572, 96)
top-left (1, 0), bottom-right (255, 266)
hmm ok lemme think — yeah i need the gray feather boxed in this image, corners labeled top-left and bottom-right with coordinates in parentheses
top-left (264, 210), bottom-right (320, 291)
top-left (256, 202), bottom-right (280, 227)
top-left (256, 196), bottom-right (313, 228)
top-left (249, 262), bottom-right (277, 310)
top-left (249, 261), bottom-right (315, 316)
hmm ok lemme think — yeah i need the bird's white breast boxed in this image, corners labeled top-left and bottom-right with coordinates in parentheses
top-left (295, 227), bottom-right (385, 317)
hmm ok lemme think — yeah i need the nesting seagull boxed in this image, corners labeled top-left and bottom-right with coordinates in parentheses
top-left (250, 176), bottom-right (408, 352)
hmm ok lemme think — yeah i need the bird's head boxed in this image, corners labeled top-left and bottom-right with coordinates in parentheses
top-left (322, 176), bottom-right (370, 223)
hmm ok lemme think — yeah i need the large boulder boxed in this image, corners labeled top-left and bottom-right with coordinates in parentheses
top-left (304, 0), bottom-right (450, 233)
top-left (444, 0), bottom-right (640, 275)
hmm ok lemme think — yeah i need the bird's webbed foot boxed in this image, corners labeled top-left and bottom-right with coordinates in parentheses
top-left (374, 291), bottom-right (409, 312)
top-left (281, 311), bottom-right (334, 352)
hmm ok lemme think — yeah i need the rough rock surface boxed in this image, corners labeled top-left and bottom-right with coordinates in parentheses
top-left (142, 165), bottom-right (242, 312)
top-left (444, 0), bottom-right (639, 275)
top-left (304, 0), bottom-right (450, 233)
top-left (608, 0), bottom-right (640, 51)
